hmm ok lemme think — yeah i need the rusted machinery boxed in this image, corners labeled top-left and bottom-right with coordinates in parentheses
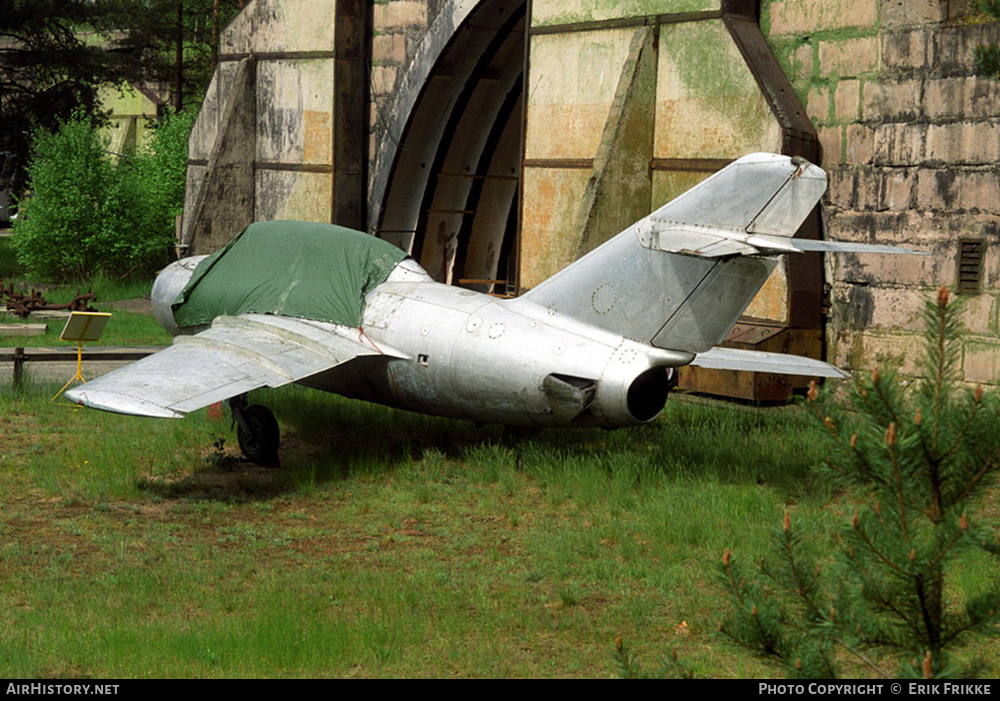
top-left (1, 282), bottom-right (97, 318)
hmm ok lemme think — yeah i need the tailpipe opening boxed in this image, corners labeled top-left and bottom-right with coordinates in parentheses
top-left (626, 366), bottom-right (676, 422)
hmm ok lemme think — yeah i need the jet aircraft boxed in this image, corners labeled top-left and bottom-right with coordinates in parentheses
top-left (66, 153), bottom-right (919, 465)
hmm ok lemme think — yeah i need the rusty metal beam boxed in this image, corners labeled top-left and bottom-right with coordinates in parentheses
top-left (218, 51), bottom-right (339, 62)
top-left (255, 162), bottom-right (335, 174)
top-left (650, 158), bottom-right (733, 173)
top-left (528, 10), bottom-right (723, 36)
top-left (522, 158), bottom-right (593, 169)
top-left (332, 0), bottom-right (370, 230)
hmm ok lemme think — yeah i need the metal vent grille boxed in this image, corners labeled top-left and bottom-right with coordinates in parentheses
top-left (957, 239), bottom-right (985, 294)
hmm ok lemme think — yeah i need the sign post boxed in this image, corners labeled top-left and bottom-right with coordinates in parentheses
top-left (53, 311), bottom-right (111, 400)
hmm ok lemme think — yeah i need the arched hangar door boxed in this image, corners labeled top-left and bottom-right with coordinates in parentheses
top-left (373, 0), bottom-right (527, 295)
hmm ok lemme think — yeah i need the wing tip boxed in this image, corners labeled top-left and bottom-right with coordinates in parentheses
top-left (65, 387), bottom-right (185, 419)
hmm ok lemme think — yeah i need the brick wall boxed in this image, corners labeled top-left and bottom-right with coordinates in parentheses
top-left (763, 0), bottom-right (1000, 384)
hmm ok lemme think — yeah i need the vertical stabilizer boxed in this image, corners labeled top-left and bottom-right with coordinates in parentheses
top-left (513, 153), bottom-right (826, 354)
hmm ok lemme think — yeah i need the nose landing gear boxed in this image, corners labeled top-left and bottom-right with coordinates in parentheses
top-left (229, 395), bottom-right (280, 466)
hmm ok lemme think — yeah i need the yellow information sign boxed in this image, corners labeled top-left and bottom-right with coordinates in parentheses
top-left (60, 311), bottom-right (111, 343)
top-left (54, 312), bottom-right (112, 400)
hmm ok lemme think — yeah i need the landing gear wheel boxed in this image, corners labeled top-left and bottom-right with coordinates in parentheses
top-left (235, 404), bottom-right (280, 466)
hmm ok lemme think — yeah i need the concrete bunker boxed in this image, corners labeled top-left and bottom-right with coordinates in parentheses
top-left (181, 0), bottom-right (828, 400)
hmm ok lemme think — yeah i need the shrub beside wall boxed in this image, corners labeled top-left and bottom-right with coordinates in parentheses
top-left (12, 107), bottom-right (194, 281)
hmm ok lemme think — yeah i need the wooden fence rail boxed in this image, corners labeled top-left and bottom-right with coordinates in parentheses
top-left (0, 347), bottom-right (161, 387)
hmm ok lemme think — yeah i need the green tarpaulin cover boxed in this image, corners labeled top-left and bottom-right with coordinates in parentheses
top-left (173, 221), bottom-right (408, 329)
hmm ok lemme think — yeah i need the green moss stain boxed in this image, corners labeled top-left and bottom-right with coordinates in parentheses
top-left (532, 0), bottom-right (720, 27)
top-left (658, 22), bottom-right (775, 152)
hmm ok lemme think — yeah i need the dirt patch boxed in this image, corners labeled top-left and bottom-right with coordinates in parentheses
top-left (106, 298), bottom-right (153, 315)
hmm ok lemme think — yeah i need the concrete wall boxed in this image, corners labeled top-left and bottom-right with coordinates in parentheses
top-left (98, 83), bottom-right (167, 158)
top-left (181, 0), bottom-right (368, 254)
top-left (762, 0), bottom-right (1000, 383)
top-left (180, 0), bottom-right (1000, 386)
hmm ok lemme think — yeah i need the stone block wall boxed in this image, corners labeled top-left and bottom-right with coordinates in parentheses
top-left (370, 0), bottom-right (437, 159)
top-left (763, 0), bottom-right (1000, 384)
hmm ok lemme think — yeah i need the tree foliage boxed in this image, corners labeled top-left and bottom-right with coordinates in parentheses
top-left (975, 0), bottom-right (1000, 79)
top-left (103, 0), bottom-right (245, 112)
top-left (1, 1), bottom-right (245, 195)
top-left (11, 107), bottom-right (194, 281)
top-left (720, 288), bottom-right (1000, 678)
top-left (0, 0), bottom-right (155, 194)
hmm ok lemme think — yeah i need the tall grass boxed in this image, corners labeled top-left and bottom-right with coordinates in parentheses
top-left (4, 383), bottom-right (990, 677)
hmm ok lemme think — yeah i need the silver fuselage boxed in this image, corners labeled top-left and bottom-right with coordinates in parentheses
top-left (152, 258), bottom-right (691, 428)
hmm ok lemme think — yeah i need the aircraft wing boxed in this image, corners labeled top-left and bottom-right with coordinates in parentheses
top-left (64, 314), bottom-right (408, 418)
top-left (689, 347), bottom-right (849, 379)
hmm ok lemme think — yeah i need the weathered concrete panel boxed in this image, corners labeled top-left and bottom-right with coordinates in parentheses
top-left (520, 168), bottom-right (591, 289)
top-left (183, 58), bottom-right (257, 255)
top-left (882, 0), bottom-right (947, 28)
top-left (221, 0), bottom-right (336, 54)
top-left (871, 122), bottom-right (927, 166)
top-left (954, 293), bottom-right (998, 337)
top-left (255, 169), bottom-right (334, 222)
top-left (373, 1), bottom-right (430, 29)
top-left (829, 329), bottom-right (921, 376)
top-left (655, 21), bottom-right (783, 158)
top-left (526, 29), bottom-right (634, 160)
top-left (925, 77), bottom-right (1000, 121)
top-left (256, 59), bottom-right (336, 165)
top-left (189, 62), bottom-right (246, 161)
top-left (831, 283), bottom-right (935, 332)
top-left (925, 121), bottom-right (1000, 166)
top-left (863, 78), bottom-right (924, 122)
top-left (651, 170), bottom-right (711, 210)
top-left (817, 35), bottom-right (879, 79)
top-left (743, 266), bottom-right (790, 324)
top-left (531, 0), bottom-right (721, 27)
top-left (881, 28), bottom-right (932, 70)
top-left (575, 25), bottom-right (657, 257)
top-left (964, 337), bottom-right (1000, 382)
top-left (915, 169), bottom-right (1000, 214)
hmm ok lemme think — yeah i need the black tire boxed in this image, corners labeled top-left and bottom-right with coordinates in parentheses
top-left (236, 404), bottom-right (280, 465)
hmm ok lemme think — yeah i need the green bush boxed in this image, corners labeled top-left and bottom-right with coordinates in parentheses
top-left (12, 107), bottom-right (193, 281)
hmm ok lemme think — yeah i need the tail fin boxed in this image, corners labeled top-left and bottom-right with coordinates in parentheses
top-left (515, 153), bottom-right (824, 354)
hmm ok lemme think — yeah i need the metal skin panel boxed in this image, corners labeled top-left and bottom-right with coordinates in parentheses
top-left (641, 153), bottom-right (827, 237)
top-left (68, 155), bottom-right (910, 441)
top-left (65, 314), bottom-right (404, 418)
top-left (521, 153), bottom-right (813, 352)
top-left (689, 346), bottom-right (848, 378)
top-left (307, 282), bottom-right (691, 428)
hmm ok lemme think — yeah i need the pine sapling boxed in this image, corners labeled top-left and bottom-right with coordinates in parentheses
top-left (719, 288), bottom-right (1000, 678)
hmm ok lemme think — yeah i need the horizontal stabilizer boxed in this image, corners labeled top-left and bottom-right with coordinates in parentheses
top-left (781, 238), bottom-right (927, 256)
top-left (689, 347), bottom-right (849, 379)
top-left (642, 225), bottom-right (927, 258)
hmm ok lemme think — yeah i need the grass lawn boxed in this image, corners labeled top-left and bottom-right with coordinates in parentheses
top-left (1, 380), bottom-right (996, 678)
top-left (1, 240), bottom-right (997, 677)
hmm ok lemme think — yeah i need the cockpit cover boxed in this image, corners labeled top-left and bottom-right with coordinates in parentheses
top-left (172, 221), bottom-right (408, 329)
